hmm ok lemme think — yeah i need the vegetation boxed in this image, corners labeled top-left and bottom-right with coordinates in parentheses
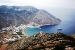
top-left (16, 32), bottom-right (22, 35)
top-left (53, 44), bottom-right (65, 50)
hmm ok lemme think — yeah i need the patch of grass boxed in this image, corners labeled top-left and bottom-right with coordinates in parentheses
top-left (16, 32), bottom-right (23, 35)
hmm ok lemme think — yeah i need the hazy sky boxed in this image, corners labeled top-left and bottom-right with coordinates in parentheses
top-left (0, 0), bottom-right (75, 9)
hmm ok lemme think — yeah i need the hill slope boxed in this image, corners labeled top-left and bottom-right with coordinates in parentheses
top-left (6, 32), bottom-right (75, 50)
top-left (0, 5), bottom-right (61, 29)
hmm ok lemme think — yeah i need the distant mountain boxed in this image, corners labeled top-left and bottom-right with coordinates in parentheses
top-left (0, 5), bottom-right (61, 29)
top-left (6, 32), bottom-right (75, 50)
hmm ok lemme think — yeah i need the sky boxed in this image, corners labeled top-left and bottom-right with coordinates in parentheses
top-left (0, 0), bottom-right (75, 9)
top-left (0, 0), bottom-right (75, 20)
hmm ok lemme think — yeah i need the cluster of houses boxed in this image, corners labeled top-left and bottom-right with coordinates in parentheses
top-left (0, 24), bottom-right (28, 44)
top-left (0, 23), bottom-right (41, 45)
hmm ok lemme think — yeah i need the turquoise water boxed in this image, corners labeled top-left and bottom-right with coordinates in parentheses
top-left (24, 28), bottom-right (40, 36)
top-left (24, 9), bottom-right (75, 36)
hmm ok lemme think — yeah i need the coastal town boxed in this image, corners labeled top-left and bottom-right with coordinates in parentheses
top-left (0, 23), bottom-right (41, 44)
top-left (0, 25), bottom-right (25, 44)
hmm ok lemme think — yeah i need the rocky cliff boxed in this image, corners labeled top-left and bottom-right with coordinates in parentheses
top-left (6, 32), bottom-right (75, 50)
top-left (0, 5), bottom-right (61, 29)
top-left (0, 30), bottom-right (13, 40)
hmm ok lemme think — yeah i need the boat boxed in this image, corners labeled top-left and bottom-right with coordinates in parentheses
top-left (57, 28), bottom-right (62, 30)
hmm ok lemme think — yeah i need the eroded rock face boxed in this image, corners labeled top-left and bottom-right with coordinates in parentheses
top-left (6, 32), bottom-right (75, 50)
top-left (0, 30), bottom-right (13, 40)
top-left (0, 30), bottom-right (13, 47)
top-left (0, 5), bottom-right (61, 29)
top-left (71, 34), bottom-right (75, 38)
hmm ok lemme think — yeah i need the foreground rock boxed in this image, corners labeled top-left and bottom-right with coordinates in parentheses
top-left (6, 32), bottom-right (75, 50)
top-left (0, 44), bottom-right (8, 50)
top-left (0, 30), bottom-right (13, 40)
top-left (71, 34), bottom-right (75, 38)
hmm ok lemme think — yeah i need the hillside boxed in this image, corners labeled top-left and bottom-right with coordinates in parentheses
top-left (6, 32), bottom-right (75, 50)
top-left (0, 5), bottom-right (61, 29)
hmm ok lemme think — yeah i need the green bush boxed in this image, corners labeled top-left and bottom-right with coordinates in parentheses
top-left (17, 32), bottom-right (22, 35)
top-left (53, 45), bottom-right (65, 50)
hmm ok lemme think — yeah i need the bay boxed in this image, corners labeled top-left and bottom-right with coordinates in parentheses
top-left (25, 8), bottom-right (75, 36)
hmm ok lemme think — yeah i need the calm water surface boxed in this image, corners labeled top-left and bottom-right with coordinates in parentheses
top-left (25, 9), bottom-right (75, 36)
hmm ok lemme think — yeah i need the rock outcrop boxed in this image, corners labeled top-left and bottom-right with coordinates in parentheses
top-left (0, 30), bottom-right (13, 40)
top-left (71, 34), bottom-right (75, 38)
top-left (6, 32), bottom-right (75, 50)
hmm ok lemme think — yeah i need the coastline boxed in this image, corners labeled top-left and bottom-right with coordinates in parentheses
top-left (24, 28), bottom-right (28, 37)
top-left (24, 28), bottom-right (40, 37)
top-left (0, 23), bottom-right (60, 37)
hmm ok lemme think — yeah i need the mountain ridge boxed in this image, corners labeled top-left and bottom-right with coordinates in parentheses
top-left (0, 5), bottom-right (61, 29)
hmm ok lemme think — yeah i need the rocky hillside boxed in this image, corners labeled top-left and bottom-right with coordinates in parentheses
top-left (0, 30), bottom-right (13, 40)
top-left (71, 34), bottom-right (75, 38)
top-left (6, 32), bottom-right (75, 50)
top-left (0, 5), bottom-right (61, 29)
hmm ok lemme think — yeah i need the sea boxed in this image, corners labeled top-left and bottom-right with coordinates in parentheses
top-left (25, 8), bottom-right (75, 36)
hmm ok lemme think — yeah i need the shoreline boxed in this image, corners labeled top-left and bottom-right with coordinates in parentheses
top-left (0, 24), bottom-right (60, 37)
